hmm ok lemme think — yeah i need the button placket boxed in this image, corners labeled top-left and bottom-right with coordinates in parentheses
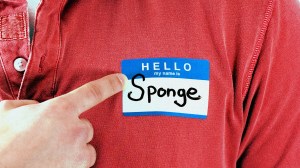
top-left (0, 11), bottom-right (29, 99)
top-left (18, 0), bottom-right (68, 101)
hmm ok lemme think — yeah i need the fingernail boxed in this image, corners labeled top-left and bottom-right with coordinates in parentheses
top-left (117, 73), bottom-right (128, 90)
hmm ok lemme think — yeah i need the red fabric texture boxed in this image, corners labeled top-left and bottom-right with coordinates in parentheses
top-left (0, 0), bottom-right (299, 167)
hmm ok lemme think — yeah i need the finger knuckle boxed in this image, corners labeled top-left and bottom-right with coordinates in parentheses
top-left (83, 120), bottom-right (94, 142)
top-left (44, 98), bottom-right (72, 113)
top-left (76, 145), bottom-right (96, 168)
top-left (85, 82), bottom-right (104, 101)
top-left (87, 145), bottom-right (97, 167)
top-left (71, 120), bottom-right (94, 143)
top-left (58, 99), bottom-right (73, 111)
top-left (71, 125), bottom-right (85, 140)
top-left (107, 75), bottom-right (123, 93)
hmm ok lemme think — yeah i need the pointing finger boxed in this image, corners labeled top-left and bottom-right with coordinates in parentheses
top-left (43, 73), bottom-right (127, 115)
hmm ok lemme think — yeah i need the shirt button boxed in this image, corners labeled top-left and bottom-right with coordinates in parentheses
top-left (13, 57), bottom-right (28, 72)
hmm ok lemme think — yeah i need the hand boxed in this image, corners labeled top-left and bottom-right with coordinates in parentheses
top-left (0, 73), bottom-right (126, 168)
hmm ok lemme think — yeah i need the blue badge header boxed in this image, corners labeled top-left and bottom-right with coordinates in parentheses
top-left (122, 58), bottom-right (209, 80)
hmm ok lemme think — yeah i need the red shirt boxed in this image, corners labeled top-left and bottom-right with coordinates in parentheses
top-left (1, 0), bottom-right (300, 167)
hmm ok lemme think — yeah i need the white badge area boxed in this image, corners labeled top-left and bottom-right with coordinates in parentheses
top-left (122, 58), bottom-right (210, 119)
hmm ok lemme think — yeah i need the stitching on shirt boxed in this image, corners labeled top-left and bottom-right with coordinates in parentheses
top-left (0, 55), bottom-right (16, 99)
top-left (51, 0), bottom-right (67, 98)
top-left (17, 9), bottom-right (37, 99)
top-left (17, 2), bottom-right (42, 99)
top-left (0, 12), bottom-right (27, 40)
top-left (242, 0), bottom-right (275, 100)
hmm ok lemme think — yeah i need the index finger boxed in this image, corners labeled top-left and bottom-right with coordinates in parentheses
top-left (43, 73), bottom-right (127, 115)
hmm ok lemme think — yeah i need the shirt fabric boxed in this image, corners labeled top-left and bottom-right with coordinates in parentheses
top-left (0, 0), bottom-right (300, 167)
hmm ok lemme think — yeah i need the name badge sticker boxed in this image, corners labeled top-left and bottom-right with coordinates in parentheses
top-left (122, 58), bottom-right (210, 119)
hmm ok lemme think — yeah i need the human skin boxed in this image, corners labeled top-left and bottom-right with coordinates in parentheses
top-left (0, 73), bottom-right (126, 168)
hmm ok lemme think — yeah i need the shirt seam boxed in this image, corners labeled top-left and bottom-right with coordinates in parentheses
top-left (51, 0), bottom-right (67, 98)
top-left (242, 0), bottom-right (275, 100)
